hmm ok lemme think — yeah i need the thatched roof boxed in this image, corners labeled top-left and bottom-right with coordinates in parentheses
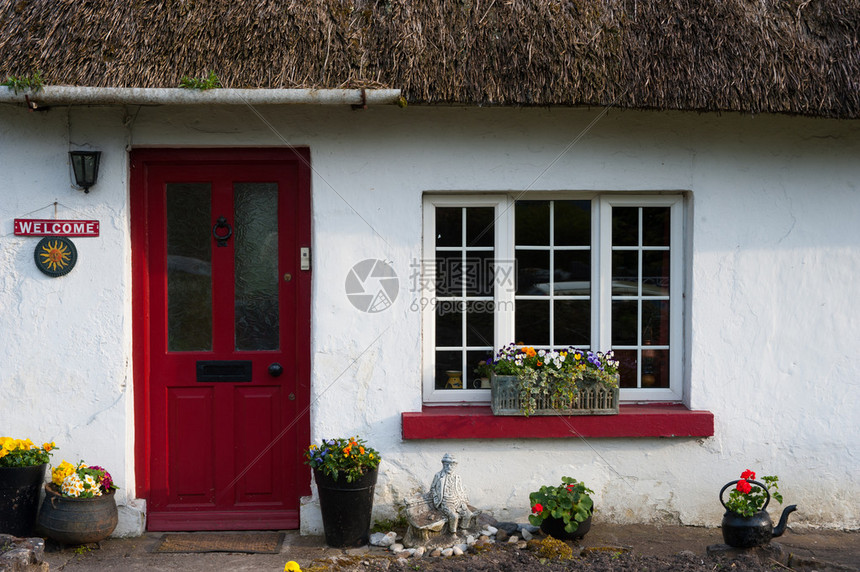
top-left (1, 0), bottom-right (858, 118)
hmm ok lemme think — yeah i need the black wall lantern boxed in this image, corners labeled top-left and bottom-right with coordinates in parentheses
top-left (69, 150), bottom-right (101, 193)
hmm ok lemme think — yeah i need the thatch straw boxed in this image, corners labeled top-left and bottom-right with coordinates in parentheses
top-left (1, 0), bottom-right (857, 117)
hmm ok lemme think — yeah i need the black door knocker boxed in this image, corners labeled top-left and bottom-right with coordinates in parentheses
top-left (213, 216), bottom-right (233, 247)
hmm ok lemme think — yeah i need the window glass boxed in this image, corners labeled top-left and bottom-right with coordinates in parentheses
top-left (166, 183), bottom-right (212, 352)
top-left (234, 182), bottom-right (279, 351)
top-left (515, 200), bottom-right (550, 245)
top-left (433, 206), bottom-right (495, 392)
top-left (515, 199), bottom-right (591, 351)
top-left (424, 195), bottom-right (682, 402)
top-left (610, 205), bottom-right (673, 389)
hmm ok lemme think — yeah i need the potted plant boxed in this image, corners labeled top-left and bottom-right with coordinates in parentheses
top-left (528, 476), bottom-right (594, 540)
top-left (305, 436), bottom-right (381, 548)
top-left (719, 469), bottom-right (797, 548)
top-left (38, 460), bottom-right (119, 544)
top-left (0, 437), bottom-right (56, 536)
top-left (485, 344), bottom-right (620, 416)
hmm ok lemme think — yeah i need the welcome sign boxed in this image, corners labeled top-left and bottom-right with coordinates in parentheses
top-left (14, 219), bottom-right (99, 237)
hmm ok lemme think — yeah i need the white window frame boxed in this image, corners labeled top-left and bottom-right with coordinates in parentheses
top-left (422, 194), bottom-right (511, 404)
top-left (422, 192), bottom-right (686, 405)
top-left (598, 194), bottom-right (685, 402)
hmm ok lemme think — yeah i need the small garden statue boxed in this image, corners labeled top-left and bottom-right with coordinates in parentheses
top-left (402, 453), bottom-right (480, 547)
top-left (430, 453), bottom-right (474, 534)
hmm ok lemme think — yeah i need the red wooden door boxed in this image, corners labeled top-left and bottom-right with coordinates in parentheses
top-left (131, 149), bottom-right (311, 531)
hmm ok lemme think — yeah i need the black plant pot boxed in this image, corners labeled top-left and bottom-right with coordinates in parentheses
top-left (314, 468), bottom-right (378, 548)
top-left (38, 484), bottom-right (118, 544)
top-left (540, 512), bottom-right (593, 540)
top-left (0, 464), bottom-right (47, 537)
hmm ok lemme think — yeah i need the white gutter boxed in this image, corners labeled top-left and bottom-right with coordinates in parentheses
top-left (0, 86), bottom-right (403, 106)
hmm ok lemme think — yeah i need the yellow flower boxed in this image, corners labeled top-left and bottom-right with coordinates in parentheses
top-left (284, 561), bottom-right (302, 572)
top-left (52, 461), bottom-right (76, 486)
top-left (43, 442), bottom-right (55, 452)
top-left (0, 449), bottom-right (7, 459)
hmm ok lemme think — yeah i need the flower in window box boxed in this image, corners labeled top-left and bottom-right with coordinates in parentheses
top-left (482, 344), bottom-right (621, 415)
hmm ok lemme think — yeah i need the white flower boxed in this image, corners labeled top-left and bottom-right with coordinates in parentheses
top-left (83, 474), bottom-right (103, 496)
top-left (61, 473), bottom-right (85, 497)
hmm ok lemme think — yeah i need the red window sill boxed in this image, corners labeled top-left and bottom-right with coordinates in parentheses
top-left (401, 404), bottom-right (714, 440)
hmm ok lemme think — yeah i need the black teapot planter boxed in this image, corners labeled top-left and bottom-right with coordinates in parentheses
top-left (719, 480), bottom-right (797, 548)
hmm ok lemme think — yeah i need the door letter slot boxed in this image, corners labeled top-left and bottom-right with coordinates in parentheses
top-left (196, 360), bottom-right (252, 382)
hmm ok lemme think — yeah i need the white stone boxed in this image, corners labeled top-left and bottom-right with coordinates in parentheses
top-left (414, 546), bottom-right (425, 558)
top-left (370, 531), bottom-right (397, 547)
top-left (521, 529), bottom-right (533, 541)
top-left (455, 543), bottom-right (468, 553)
top-left (507, 535), bottom-right (519, 543)
top-left (441, 548), bottom-right (454, 557)
top-left (390, 543), bottom-right (404, 553)
top-left (452, 546), bottom-right (464, 556)
top-left (486, 525), bottom-right (498, 535)
top-left (466, 535), bottom-right (476, 546)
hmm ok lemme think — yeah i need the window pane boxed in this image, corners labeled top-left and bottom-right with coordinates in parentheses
top-left (642, 300), bottom-right (669, 345)
top-left (167, 183), bottom-right (212, 352)
top-left (466, 207), bottom-right (494, 247)
top-left (612, 207), bottom-right (638, 246)
top-left (516, 249), bottom-right (550, 295)
top-left (436, 207), bottom-right (461, 247)
top-left (643, 207), bottom-right (670, 246)
top-left (515, 201), bottom-right (550, 245)
top-left (554, 301), bottom-right (590, 346)
top-left (464, 252), bottom-right (495, 297)
top-left (466, 302), bottom-right (493, 346)
top-left (554, 251), bottom-right (590, 295)
top-left (554, 200), bottom-right (590, 246)
top-left (234, 183), bottom-right (279, 351)
top-left (612, 251), bottom-right (638, 296)
top-left (467, 349), bottom-right (494, 389)
top-left (435, 350), bottom-right (463, 390)
top-left (436, 302), bottom-right (462, 347)
top-left (642, 250), bottom-right (670, 296)
top-left (611, 300), bottom-right (638, 345)
top-left (642, 349), bottom-right (670, 388)
top-left (614, 349), bottom-right (638, 388)
top-left (434, 252), bottom-right (460, 296)
top-left (516, 300), bottom-right (550, 345)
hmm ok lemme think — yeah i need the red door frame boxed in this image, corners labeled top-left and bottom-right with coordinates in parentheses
top-left (130, 148), bottom-right (312, 528)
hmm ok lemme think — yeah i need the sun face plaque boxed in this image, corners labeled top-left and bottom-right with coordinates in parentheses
top-left (34, 236), bottom-right (77, 277)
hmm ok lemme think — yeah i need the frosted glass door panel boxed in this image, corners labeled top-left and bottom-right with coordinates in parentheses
top-left (166, 183), bottom-right (213, 352)
top-left (234, 183), bottom-right (279, 351)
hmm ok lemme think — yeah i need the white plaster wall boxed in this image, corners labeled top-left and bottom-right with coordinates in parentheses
top-left (0, 104), bottom-right (137, 531)
top-left (1, 102), bottom-right (857, 534)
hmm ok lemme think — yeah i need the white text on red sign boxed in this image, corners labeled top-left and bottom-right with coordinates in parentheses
top-left (13, 219), bottom-right (100, 237)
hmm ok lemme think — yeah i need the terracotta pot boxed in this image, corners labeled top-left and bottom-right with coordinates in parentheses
top-left (38, 484), bottom-right (118, 544)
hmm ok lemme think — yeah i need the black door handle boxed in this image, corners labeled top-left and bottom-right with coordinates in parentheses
top-left (268, 363), bottom-right (284, 377)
